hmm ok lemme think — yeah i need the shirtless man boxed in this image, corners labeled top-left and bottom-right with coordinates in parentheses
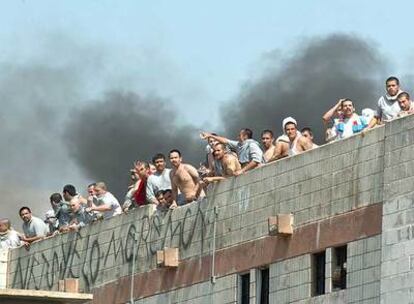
top-left (397, 92), bottom-right (414, 118)
top-left (169, 149), bottom-right (204, 205)
top-left (203, 143), bottom-right (241, 183)
top-left (261, 129), bottom-right (276, 163)
top-left (200, 128), bottom-right (263, 175)
top-left (301, 127), bottom-right (318, 149)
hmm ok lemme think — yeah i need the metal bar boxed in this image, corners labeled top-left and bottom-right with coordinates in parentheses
top-left (211, 206), bottom-right (219, 284)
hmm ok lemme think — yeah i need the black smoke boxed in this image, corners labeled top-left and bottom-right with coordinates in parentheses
top-left (222, 34), bottom-right (387, 143)
top-left (65, 91), bottom-right (204, 198)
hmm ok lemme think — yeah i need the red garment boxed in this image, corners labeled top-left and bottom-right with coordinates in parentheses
top-left (133, 179), bottom-right (147, 206)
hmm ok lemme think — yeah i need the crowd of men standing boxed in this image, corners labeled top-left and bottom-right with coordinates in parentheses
top-left (1, 76), bottom-right (413, 250)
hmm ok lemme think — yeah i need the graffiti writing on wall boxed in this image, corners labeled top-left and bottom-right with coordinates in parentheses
top-left (11, 204), bottom-right (211, 291)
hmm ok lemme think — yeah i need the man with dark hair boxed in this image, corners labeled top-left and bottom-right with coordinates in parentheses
top-left (261, 129), bottom-right (276, 163)
top-left (169, 149), bottom-right (204, 205)
top-left (62, 184), bottom-right (87, 205)
top-left (19, 206), bottom-right (49, 243)
top-left (368, 76), bottom-right (403, 127)
top-left (202, 133), bottom-right (218, 175)
top-left (200, 128), bottom-right (263, 175)
top-left (202, 143), bottom-right (241, 183)
top-left (49, 193), bottom-right (71, 230)
top-left (146, 153), bottom-right (172, 205)
top-left (301, 127), bottom-right (319, 148)
top-left (0, 218), bottom-right (21, 249)
top-left (86, 183), bottom-right (98, 208)
top-left (397, 92), bottom-right (414, 117)
top-left (272, 117), bottom-right (312, 160)
top-left (163, 189), bottom-right (174, 207)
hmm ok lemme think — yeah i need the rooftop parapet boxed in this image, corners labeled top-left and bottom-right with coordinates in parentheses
top-left (8, 112), bottom-right (409, 299)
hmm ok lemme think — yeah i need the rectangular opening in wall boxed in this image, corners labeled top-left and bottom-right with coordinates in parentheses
top-left (312, 251), bottom-right (326, 296)
top-left (239, 273), bottom-right (250, 304)
top-left (332, 245), bottom-right (347, 291)
top-left (259, 268), bottom-right (269, 304)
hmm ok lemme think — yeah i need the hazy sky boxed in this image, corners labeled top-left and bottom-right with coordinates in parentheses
top-left (2, 0), bottom-right (413, 126)
top-left (1, 0), bottom-right (414, 222)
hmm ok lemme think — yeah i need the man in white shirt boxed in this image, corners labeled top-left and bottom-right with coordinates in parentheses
top-left (146, 153), bottom-right (172, 205)
top-left (368, 76), bottom-right (403, 127)
top-left (0, 218), bottom-right (21, 249)
top-left (331, 99), bottom-right (368, 140)
top-left (86, 182), bottom-right (122, 219)
top-left (19, 206), bottom-right (49, 244)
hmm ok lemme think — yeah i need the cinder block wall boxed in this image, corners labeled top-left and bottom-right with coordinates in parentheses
top-left (11, 113), bottom-right (414, 304)
top-left (380, 116), bottom-right (414, 303)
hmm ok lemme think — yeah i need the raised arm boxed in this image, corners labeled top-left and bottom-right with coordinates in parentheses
top-left (200, 132), bottom-right (229, 144)
top-left (322, 99), bottom-right (343, 124)
top-left (268, 141), bottom-right (289, 162)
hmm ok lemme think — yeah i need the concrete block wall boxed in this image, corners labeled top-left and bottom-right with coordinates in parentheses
top-left (380, 115), bottom-right (414, 303)
top-left (270, 254), bottom-right (312, 303)
top-left (266, 235), bottom-right (381, 304)
top-left (11, 110), bottom-right (414, 304)
top-left (6, 122), bottom-right (385, 294)
top-left (347, 235), bottom-right (381, 304)
top-left (133, 274), bottom-right (237, 304)
top-left (128, 237), bottom-right (380, 304)
top-left (210, 125), bottom-right (384, 251)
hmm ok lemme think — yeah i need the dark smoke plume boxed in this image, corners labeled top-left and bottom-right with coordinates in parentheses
top-left (222, 34), bottom-right (386, 142)
top-left (65, 92), bottom-right (204, 198)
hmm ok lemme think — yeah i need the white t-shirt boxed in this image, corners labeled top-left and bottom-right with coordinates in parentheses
top-left (146, 169), bottom-right (172, 202)
top-left (0, 230), bottom-right (21, 249)
top-left (96, 192), bottom-right (122, 219)
top-left (22, 216), bottom-right (49, 238)
top-left (376, 92), bottom-right (402, 121)
top-left (332, 114), bottom-right (367, 140)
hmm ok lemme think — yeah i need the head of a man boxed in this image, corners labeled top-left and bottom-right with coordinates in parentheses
top-left (152, 153), bottom-right (166, 173)
top-left (155, 190), bottom-right (166, 206)
top-left (94, 182), bottom-right (108, 197)
top-left (87, 183), bottom-right (96, 196)
top-left (341, 99), bottom-right (354, 118)
top-left (238, 128), bottom-right (253, 143)
top-left (213, 143), bottom-right (226, 160)
top-left (261, 130), bottom-right (274, 149)
top-left (163, 189), bottom-right (173, 205)
top-left (50, 193), bottom-right (63, 208)
top-left (398, 92), bottom-right (411, 111)
top-left (0, 218), bottom-right (10, 233)
top-left (19, 207), bottom-right (32, 223)
top-left (386, 76), bottom-right (400, 97)
top-left (301, 127), bottom-right (314, 142)
top-left (169, 149), bottom-right (182, 168)
top-left (69, 197), bottom-right (81, 213)
top-left (284, 122), bottom-right (298, 141)
top-left (208, 133), bottom-right (218, 148)
top-left (134, 161), bottom-right (150, 179)
top-left (62, 184), bottom-right (77, 202)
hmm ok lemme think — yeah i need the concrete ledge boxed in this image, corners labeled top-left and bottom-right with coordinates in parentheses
top-left (0, 288), bottom-right (93, 303)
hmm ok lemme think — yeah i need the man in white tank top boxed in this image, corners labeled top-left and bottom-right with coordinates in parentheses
top-left (283, 117), bottom-right (313, 156)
